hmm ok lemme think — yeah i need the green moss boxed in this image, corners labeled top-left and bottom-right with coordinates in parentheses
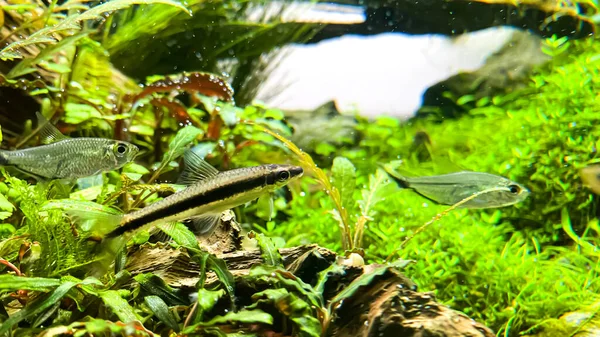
top-left (271, 37), bottom-right (600, 334)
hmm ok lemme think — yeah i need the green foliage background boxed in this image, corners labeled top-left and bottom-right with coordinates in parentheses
top-left (0, 1), bottom-right (599, 336)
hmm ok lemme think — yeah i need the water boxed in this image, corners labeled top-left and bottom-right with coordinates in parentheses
top-left (0, 1), bottom-right (598, 337)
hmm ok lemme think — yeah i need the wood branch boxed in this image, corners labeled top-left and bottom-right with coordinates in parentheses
top-left (125, 211), bottom-right (496, 336)
top-left (126, 242), bottom-right (336, 288)
top-left (326, 265), bottom-right (494, 337)
top-left (309, 0), bottom-right (594, 43)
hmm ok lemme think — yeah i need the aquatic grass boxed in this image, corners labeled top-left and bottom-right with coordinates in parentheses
top-left (0, 0), bottom-right (190, 60)
top-left (247, 122), bottom-right (354, 250)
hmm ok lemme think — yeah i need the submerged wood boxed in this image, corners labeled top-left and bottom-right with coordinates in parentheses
top-left (126, 215), bottom-right (494, 337)
top-left (309, 0), bottom-right (594, 42)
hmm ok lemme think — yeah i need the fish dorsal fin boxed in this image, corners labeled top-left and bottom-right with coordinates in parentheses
top-left (36, 112), bottom-right (68, 144)
top-left (183, 213), bottom-right (221, 236)
top-left (177, 149), bottom-right (220, 186)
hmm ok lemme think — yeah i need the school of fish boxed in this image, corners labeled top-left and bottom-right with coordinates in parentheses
top-left (3, 112), bottom-right (539, 267)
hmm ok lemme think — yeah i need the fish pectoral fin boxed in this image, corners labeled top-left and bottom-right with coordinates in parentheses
top-left (177, 149), bottom-right (220, 185)
top-left (256, 193), bottom-right (274, 221)
top-left (182, 213), bottom-right (221, 236)
top-left (36, 112), bottom-right (68, 144)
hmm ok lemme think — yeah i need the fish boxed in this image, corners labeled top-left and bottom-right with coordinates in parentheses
top-left (383, 167), bottom-right (530, 209)
top-left (580, 165), bottom-right (600, 194)
top-left (80, 150), bottom-right (303, 260)
top-left (0, 112), bottom-right (139, 179)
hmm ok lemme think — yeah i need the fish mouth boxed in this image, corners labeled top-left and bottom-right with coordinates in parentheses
top-left (290, 166), bottom-right (304, 179)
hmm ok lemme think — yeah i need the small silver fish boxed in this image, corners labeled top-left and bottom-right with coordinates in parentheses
top-left (580, 165), bottom-right (600, 194)
top-left (0, 113), bottom-right (139, 179)
top-left (98, 149), bottom-right (303, 241)
top-left (384, 168), bottom-right (530, 209)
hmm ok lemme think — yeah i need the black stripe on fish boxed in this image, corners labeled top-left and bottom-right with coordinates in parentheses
top-left (106, 173), bottom-right (267, 238)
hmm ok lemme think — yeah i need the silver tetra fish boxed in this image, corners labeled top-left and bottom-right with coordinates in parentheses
top-left (384, 168), bottom-right (530, 209)
top-left (0, 112), bottom-right (139, 179)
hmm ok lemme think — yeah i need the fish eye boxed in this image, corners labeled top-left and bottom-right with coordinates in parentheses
top-left (508, 184), bottom-right (520, 194)
top-left (277, 171), bottom-right (290, 181)
top-left (115, 143), bottom-right (128, 155)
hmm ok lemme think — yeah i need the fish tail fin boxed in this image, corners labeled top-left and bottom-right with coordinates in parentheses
top-left (0, 150), bottom-right (10, 166)
top-left (95, 235), bottom-right (129, 274)
top-left (85, 235), bottom-right (129, 278)
top-left (41, 200), bottom-right (124, 236)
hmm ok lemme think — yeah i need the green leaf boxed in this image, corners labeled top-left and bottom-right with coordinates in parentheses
top-left (157, 222), bottom-right (200, 251)
top-left (0, 192), bottom-right (14, 220)
top-left (8, 32), bottom-right (91, 78)
top-left (357, 169), bottom-right (394, 219)
top-left (156, 125), bottom-right (203, 177)
top-left (253, 232), bottom-right (283, 267)
top-left (183, 310), bottom-right (273, 333)
top-left (249, 289), bottom-right (321, 337)
top-left (98, 290), bottom-right (141, 323)
top-left (314, 263), bottom-right (346, 295)
top-left (246, 265), bottom-right (323, 310)
top-left (39, 61), bottom-right (72, 74)
top-left (122, 162), bottom-right (151, 181)
top-left (144, 295), bottom-right (180, 332)
top-left (134, 273), bottom-right (188, 306)
top-left (0, 275), bottom-right (60, 292)
top-left (202, 254), bottom-right (235, 303)
top-left (191, 289), bottom-right (225, 324)
top-left (64, 103), bottom-right (101, 124)
top-left (328, 260), bottom-right (412, 312)
top-left (331, 157), bottom-right (356, 212)
top-left (0, 281), bottom-right (78, 333)
top-left (0, 0), bottom-right (190, 60)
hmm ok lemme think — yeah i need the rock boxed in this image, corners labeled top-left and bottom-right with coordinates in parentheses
top-left (418, 29), bottom-right (549, 118)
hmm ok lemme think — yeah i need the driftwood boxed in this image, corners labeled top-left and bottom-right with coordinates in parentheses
top-left (309, 0), bottom-right (594, 43)
top-left (125, 214), bottom-right (495, 337)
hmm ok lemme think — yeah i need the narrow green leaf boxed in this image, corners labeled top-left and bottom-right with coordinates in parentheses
top-left (98, 290), bottom-right (141, 323)
top-left (0, 275), bottom-right (60, 292)
top-left (182, 310), bottom-right (273, 333)
top-left (247, 265), bottom-right (323, 309)
top-left (155, 125), bottom-right (202, 177)
top-left (206, 255), bottom-right (235, 302)
top-left (254, 232), bottom-right (283, 267)
top-left (314, 263), bottom-right (346, 295)
top-left (0, 281), bottom-right (78, 333)
top-left (328, 260), bottom-right (412, 311)
top-left (249, 289), bottom-right (321, 337)
top-left (357, 169), bottom-right (394, 218)
top-left (0, 0), bottom-right (190, 60)
top-left (8, 32), bottom-right (90, 78)
top-left (144, 295), bottom-right (180, 332)
top-left (134, 273), bottom-right (188, 306)
top-left (331, 157), bottom-right (356, 212)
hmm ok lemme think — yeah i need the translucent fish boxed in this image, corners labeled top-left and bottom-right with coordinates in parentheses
top-left (384, 168), bottom-right (530, 209)
top-left (580, 165), bottom-right (600, 194)
top-left (0, 113), bottom-right (138, 179)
